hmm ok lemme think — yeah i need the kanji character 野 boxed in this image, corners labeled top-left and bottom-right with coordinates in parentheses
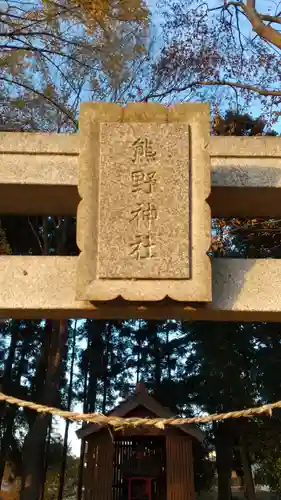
top-left (131, 171), bottom-right (157, 194)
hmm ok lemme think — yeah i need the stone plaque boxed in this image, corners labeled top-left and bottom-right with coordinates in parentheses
top-left (76, 102), bottom-right (211, 302)
top-left (98, 123), bottom-right (190, 279)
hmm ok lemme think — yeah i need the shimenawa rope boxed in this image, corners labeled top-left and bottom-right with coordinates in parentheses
top-left (0, 392), bottom-right (279, 429)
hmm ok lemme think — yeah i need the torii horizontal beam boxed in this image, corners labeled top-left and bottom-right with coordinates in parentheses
top-left (1, 256), bottom-right (281, 321)
top-left (1, 133), bottom-right (281, 216)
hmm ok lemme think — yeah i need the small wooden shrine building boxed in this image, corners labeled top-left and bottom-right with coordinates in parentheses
top-left (77, 384), bottom-right (204, 500)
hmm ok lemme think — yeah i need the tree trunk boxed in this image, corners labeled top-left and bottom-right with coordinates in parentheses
top-left (40, 421), bottom-right (52, 500)
top-left (25, 327), bottom-right (50, 431)
top-left (86, 323), bottom-right (101, 414)
top-left (240, 438), bottom-right (256, 500)
top-left (0, 412), bottom-right (15, 487)
top-left (136, 340), bottom-right (141, 383)
top-left (215, 423), bottom-right (233, 500)
top-left (58, 322), bottom-right (76, 500)
top-left (0, 332), bottom-right (30, 484)
top-left (0, 322), bottom-right (19, 485)
top-left (77, 332), bottom-right (89, 500)
top-left (102, 324), bottom-right (110, 414)
top-left (166, 331), bottom-right (171, 380)
top-left (20, 320), bottom-right (66, 500)
top-left (152, 329), bottom-right (161, 388)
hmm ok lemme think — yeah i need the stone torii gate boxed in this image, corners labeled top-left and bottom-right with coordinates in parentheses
top-left (1, 102), bottom-right (281, 322)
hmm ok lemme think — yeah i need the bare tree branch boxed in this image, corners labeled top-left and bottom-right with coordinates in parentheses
top-left (1, 43), bottom-right (94, 70)
top-left (228, 1), bottom-right (281, 49)
top-left (259, 15), bottom-right (281, 26)
top-left (147, 79), bottom-right (281, 101)
top-left (28, 217), bottom-right (43, 254)
top-left (1, 76), bottom-right (77, 127)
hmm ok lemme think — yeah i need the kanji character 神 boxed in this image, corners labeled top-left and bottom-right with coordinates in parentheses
top-left (130, 202), bottom-right (158, 223)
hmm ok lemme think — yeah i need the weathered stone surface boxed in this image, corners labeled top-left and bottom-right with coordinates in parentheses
top-left (1, 256), bottom-right (281, 322)
top-left (0, 131), bottom-right (79, 154)
top-left (76, 102), bottom-right (211, 302)
top-left (0, 132), bottom-right (79, 215)
top-left (1, 132), bottom-right (281, 217)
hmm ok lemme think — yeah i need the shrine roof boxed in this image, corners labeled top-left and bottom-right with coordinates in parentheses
top-left (76, 384), bottom-right (204, 442)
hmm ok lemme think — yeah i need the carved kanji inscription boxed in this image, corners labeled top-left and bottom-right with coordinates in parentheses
top-left (97, 123), bottom-right (190, 279)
